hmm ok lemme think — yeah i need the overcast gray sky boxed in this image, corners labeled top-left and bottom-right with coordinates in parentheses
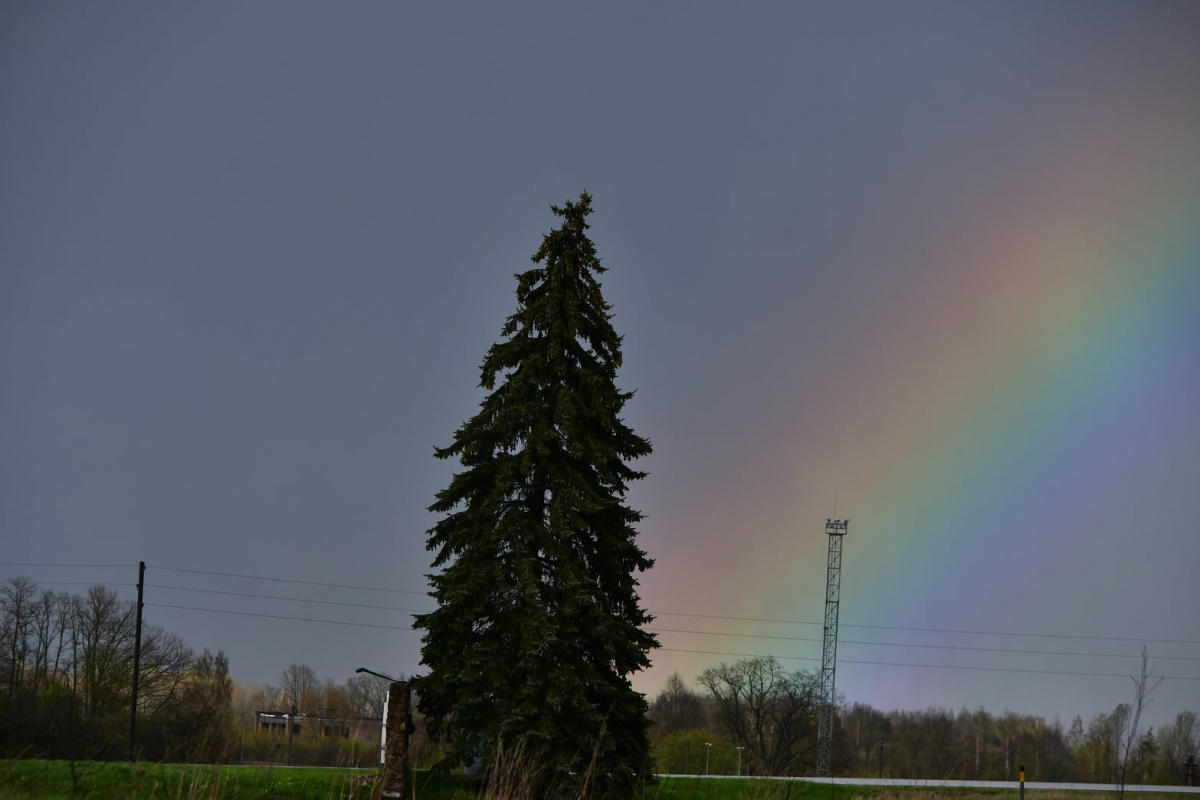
top-left (3, 2), bottom-right (1198, 728)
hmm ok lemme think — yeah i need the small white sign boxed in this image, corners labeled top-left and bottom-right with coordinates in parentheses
top-left (380, 696), bottom-right (388, 766)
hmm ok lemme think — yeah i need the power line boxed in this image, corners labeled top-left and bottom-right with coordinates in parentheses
top-left (6, 565), bottom-right (1197, 646)
top-left (842, 622), bottom-right (1200, 647)
top-left (150, 566), bottom-right (429, 596)
top-left (649, 627), bottom-right (1200, 662)
top-left (7, 582), bottom-right (137, 587)
top-left (841, 657), bottom-right (1200, 681)
top-left (145, 603), bottom-right (1200, 682)
top-left (661, 646), bottom-right (816, 664)
top-left (91, 563), bottom-right (1200, 647)
top-left (653, 610), bottom-right (1200, 646)
top-left (138, 585), bottom-right (1200, 663)
top-left (653, 610), bottom-right (821, 627)
top-left (13, 565), bottom-right (1199, 688)
top-left (146, 584), bottom-right (428, 614)
top-left (656, 647), bottom-right (1200, 681)
top-left (142, 583), bottom-right (1198, 662)
top-left (145, 603), bottom-right (419, 632)
top-left (0, 563), bottom-right (131, 569)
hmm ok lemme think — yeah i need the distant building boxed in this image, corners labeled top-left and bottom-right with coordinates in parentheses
top-left (254, 710), bottom-right (380, 744)
top-left (254, 710), bottom-right (295, 734)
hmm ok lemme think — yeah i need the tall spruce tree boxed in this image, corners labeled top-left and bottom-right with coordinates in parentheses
top-left (414, 193), bottom-right (656, 787)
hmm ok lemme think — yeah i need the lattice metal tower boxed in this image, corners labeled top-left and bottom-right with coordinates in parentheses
top-left (816, 517), bottom-right (849, 778)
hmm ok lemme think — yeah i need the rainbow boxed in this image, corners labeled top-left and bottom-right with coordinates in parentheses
top-left (640, 81), bottom-right (1200, 713)
top-left (814, 129), bottom-right (1200, 614)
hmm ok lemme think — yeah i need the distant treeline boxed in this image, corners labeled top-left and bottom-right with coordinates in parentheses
top-left (0, 577), bottom-right (404, 766)
top-left (648, 659), bottom-right (1198, 784)
top-left (3, 577), bottom-right (1196, 783)
top-left (0, 576), bottom-right (232, 761)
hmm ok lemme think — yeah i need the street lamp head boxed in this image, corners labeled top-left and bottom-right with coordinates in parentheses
top-left (356, 666), bottom-right (401, 682)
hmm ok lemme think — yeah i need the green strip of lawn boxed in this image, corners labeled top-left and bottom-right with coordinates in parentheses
top-left (1, 760), bottom-right (379, 800)
top-left (3, 761), bottom-right (1182, 800)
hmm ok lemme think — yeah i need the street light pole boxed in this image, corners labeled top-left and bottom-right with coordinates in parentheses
top-left (737, 746), bottom-right (744, 776)
top-left (704, 742), bottom-right (712, 776)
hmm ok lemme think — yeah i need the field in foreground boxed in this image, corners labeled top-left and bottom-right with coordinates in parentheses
top-left (0, 760), bottom-right (380, 800)
top-left (1, 760), bottom-right (1190, 800)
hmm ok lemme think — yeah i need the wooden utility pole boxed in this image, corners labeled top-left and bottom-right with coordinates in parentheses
top-left (287, 705), bottom-right (296, 766)
top-left (128, 561), bottom-right (145, 762)
top-left (381, 681), bottom-right (411, 799)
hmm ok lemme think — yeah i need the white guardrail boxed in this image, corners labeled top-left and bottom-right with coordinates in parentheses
top-left (657, 775), bottom-right (1200, 794)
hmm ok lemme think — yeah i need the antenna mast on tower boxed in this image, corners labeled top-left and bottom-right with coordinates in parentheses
top-left (816, 517), bottom-right (848, 778)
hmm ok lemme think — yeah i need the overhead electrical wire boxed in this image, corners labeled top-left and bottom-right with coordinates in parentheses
top-left (142, 603), bottom-right (1200, 681)
top-left (9, 563), bottom-right (1198, 660)
top-left (654, 610), bottom-right (822, 626)
top-left (150, 566), bottom-right (429, 596)
top-left (146, 584), bottom-right (427, 614)
top-left (142, 565), bottom-right (1200, 646)
top-left (841, 622), bottom-right (1200, 647)
top-left (648, 627), bottom-right (1200, 662)
top-left (653, 610), bottom-right (1200, 646)
top-left (10, 581), bottom-right (136, 587)
top-left (0, 562), bottom-right (131, 569)
top-left (146, 603), bottom-right (416, 631)
top-left (138, 583), bottom-right (1200, 663)
top-left (145, 583), bottom-right (1199, 662)
top-left (657, 647), bottom-right (1200, 681)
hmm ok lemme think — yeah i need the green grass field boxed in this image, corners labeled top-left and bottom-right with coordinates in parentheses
top-left (1, 761), bottom-right (1184, 800)
top-left (0, 760), bottom-right (379, 799)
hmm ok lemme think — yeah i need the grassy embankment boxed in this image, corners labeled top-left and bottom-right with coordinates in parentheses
top-left (1, 760), bottom-right (1183, 800)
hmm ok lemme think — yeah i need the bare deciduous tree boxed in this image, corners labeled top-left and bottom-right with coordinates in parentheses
top-left (138, 625), bottom-right (195, 717)
top-left (961, 706), bottom-right (992, 779)
top-left (926, 706), bottom-right (959, 779)
top-left (846, 702), bottom-right (890, 777)
top-left (1, 577), bottom-right (38, 698)
top-left (697, 656), bottom-right (819, 776)
top-left (280, 663), bottom-right (319, 714)
top-left (72, 585), bottom-right (137, 718)
top-left (1158, 711), bottom-right (1197, 782)
top-left (344, 672), bottom-right (392, 719)
top-left (1118, 647), bottom-right (1163, 799)
top-left (648, 672), bottom-right (707, 736)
